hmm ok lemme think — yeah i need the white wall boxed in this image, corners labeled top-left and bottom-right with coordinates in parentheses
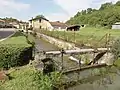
top-left (32, 20), bottom-right (40, 29)
top-left (0, 21), bottom-right (5, 26)
top-left (41, 19), bottom-right (53, 30)
top-left (112, 25), bottom-right (120, 29)
top-left (14, 24), bottom-right (19, 29)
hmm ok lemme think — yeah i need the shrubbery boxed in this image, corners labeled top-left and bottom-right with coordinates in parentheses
top-left (0, 44), bottom-right (33, 69)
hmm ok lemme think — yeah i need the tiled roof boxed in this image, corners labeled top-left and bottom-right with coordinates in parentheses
top-left (0, 19), bottom-right (5, 22)
top-left (50, 21), bottom-right (68, 29)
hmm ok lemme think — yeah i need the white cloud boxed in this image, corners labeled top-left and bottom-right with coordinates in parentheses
top-left (46, 13), bottom-right (70, 22)
top-left (52, 0), bottom-right (118, 21)
top-left (0, 0), bottom-right (30, 16)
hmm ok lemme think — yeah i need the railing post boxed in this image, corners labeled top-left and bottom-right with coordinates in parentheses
top-left (61, 49), bottom-right (64, 70)
top-left (78, 55), bottom-right (81, 80)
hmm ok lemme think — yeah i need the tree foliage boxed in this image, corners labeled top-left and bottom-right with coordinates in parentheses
top-left (66, 1), bottom-right (120, 28)
top-left (35, 15), bottom-right (45, 19)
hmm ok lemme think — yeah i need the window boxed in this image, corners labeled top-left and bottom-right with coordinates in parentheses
top-left (39, 19), bottom-right (41, 23)
top-left (40, 26), bottom-right (41, 29)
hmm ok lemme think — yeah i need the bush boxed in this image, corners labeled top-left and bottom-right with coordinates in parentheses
top-left (0, 31), bottom-right (34, 69)
top-left (34, 71), bottom-right (62, 90)
top-left (0, 44), bottom-right (33, 69)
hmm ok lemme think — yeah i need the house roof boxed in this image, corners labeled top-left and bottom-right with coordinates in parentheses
top-left (9, 22), bottom-right (19, 25)
top-left (67, 25), bottom-right (80, 30)
top-left (29, 16), bottom-right (49, 21)
top-left (0, 19), bottom-right (5, 22)
top-left (50, 21), bottom-right (68, 29)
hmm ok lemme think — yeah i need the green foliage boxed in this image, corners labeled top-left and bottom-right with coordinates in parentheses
top-left (114, 58), bottom-right (120, 67)
top-left (99, 2), bottom-right (113, 10)
top-left (35, 15), bottom-right (45, 18)
top-left (66, 2), bottom-right (120, 28)
top-left (2, 17), bottom-right (19, 23)
top-left (0, 66), bottom-right (62, 90)
top-left (115, 1), bottom-right (120, 6)
top-left (0, 44), bottom-right (32, 69)
top-left (0, 32), bottom-right (34, 69)
top-left (111, 37), bottom-right (120, 59)
top-left (34, 71), bottom-right (62, 90)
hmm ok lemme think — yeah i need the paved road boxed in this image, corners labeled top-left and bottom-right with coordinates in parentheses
top-left (0, 30), bottom-right (14, 39)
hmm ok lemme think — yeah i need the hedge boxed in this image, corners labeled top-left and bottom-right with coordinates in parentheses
top-left (0, 31), bottom-right (34, 69)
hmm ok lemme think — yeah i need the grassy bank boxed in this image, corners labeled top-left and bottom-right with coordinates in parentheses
top-left (39, 27), bottom-right (120, 48)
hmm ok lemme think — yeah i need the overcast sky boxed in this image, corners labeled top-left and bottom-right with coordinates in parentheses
top-left (0, 0), bottom-right (118, 22)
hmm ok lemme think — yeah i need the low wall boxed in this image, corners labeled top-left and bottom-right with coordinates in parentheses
top-left (37, 33), bottom-right (79, 50)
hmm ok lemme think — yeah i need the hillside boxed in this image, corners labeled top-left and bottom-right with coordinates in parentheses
top-left (66, 1), bottom-right (120, 28)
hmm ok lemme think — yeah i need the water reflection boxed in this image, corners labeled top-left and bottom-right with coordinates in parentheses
top-left (67, 66), bottom-right (120, 90)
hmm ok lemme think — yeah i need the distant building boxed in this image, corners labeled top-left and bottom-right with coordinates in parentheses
top-left (19, 22), bottom-right (28, 30)
top-left (29, 16), bottom-right (50, 30)
top-left (0, 19), bottom-right (5, 28)
top-left (29, 17), bottom-right (68, 31)
top-left (67, 25), bottom-right (80, 31)
top-left (49, 21), bottom-right (68, 31)
top-left (9, 22), bottom-right (19, 28)
top-left (112, 22), bottom-right (120, 29)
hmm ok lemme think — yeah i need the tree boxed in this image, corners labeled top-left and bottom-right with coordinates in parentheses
top-left (87, 8), bottom-right (93, 14)
top-left (74, 12), bottom-right (81, 17)
top-left (35, 15), bottom-right (45, 18)
top-left (66, 1), bottom-right (120, 28)
top-left (81, 10), bottom-right (87, 15)
top-left (115, 1), bottom-right (120, 6)
top-left (99, 2), bottom-right (113, 10)
top-left (92, 9), bottom-right (97, 12)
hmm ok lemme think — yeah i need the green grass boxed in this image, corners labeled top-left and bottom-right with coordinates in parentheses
top-left (0, 31), bottom-right (35, 47)
top-left (114, 58), bottom-right (120, 67)
top-left (0, 65), bottom-right (62, 90)
top-left (1, 32), bottom-right (29, 44)
top-left (40, 27), bottom-right (120, 47)
top-left (0, 66), bottom-right (36, 90)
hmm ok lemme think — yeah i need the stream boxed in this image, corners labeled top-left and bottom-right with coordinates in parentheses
top-left (34, 36), bottom-right (120, 90)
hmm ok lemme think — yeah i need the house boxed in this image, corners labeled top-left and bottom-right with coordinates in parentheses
top-left (49, 21), bottom-right (68, 31)
top-left (0, 19), bottom-right (5, 28)
top-left (9, 22), bottom-right (19, 28)
top-left (29, 16), bottom-right (68, 31)
top-left (112, 22), bottom-right (120, 29)
top-left (19, 22), bottom-right (29, 30)
top-left (67, 25), bottom-right (80, 31)
top-left (29, 16), bottom-right (50, 30)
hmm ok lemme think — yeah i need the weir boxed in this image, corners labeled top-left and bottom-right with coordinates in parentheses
top-left (31, 32), bottom-right (116, 90)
